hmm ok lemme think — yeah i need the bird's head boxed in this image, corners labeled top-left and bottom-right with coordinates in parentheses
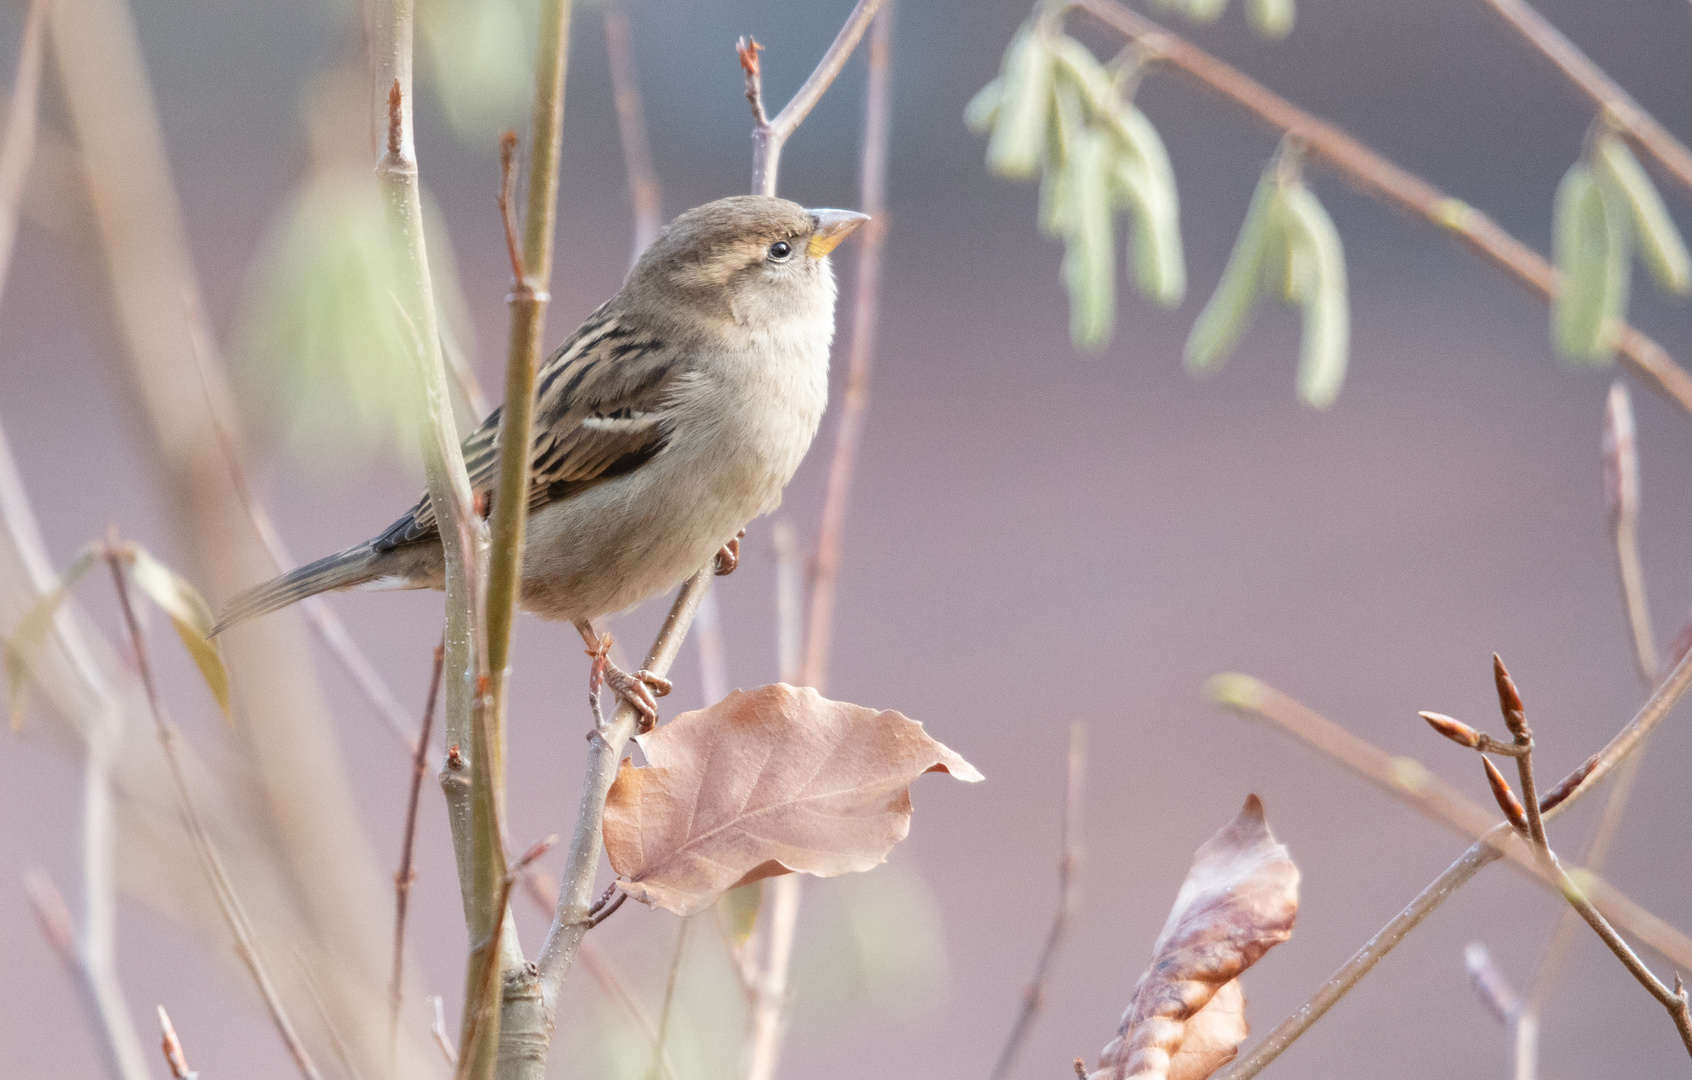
top-left (628, 195), bottom-right (869, 332)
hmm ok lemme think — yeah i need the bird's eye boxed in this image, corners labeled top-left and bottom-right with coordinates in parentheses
top-left (767, 240), bottom-right (793, 261)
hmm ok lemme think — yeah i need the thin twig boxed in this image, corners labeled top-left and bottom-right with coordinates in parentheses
top-left (157, 1006), bottom-right (196, 1080)
top-left (773, 521), bottom-right (803, 684)
top-left (989, 721), bottom-right (1086, 1080)
top-left (1213, 675), bottom-right (1692, 968)
top-left (1465, 942), bottom-right (1535, 1080)
top-left (646, 917), bottom-right (692, 1080)
top-left (1071, 0), bottom-right (1692, 423)
top-left (429, 996), bottom-right (459, 1067)
top-left (1528, 383), bottom-right (1659, 1009)
top-left (0, 0), bottom-right (48, 306)
top-left (800, 0), bottom-right (893, 692)
top-left (743, 0), bottom-right (888, 196)
top-left (186, 293), bottom-right (423, 755)
top-left (391, 638), bottom-right (446, 1053)
top-left (1214, 642), bottom-right (1692, 1079)
top-left (1481, 0), bottom-right (1692, 196)
top-left (605, 10), bottom-right (663, 258)
top-left (1507, 698), bottom-right (1692, 1056)
top-left (23, 869), bottom-right (148, 1080)
top-left (103, 539), bottom-right (325, 1080)
top-left (742, 875), bottom-right (801, 1080)
top-left (455, 835), bottom-right (555, 1080)
top-left (294, 949), bottom-right (367, 1080)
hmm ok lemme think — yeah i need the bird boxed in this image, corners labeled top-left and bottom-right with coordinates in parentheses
top-left (215, 195), bottom-right (868, 721)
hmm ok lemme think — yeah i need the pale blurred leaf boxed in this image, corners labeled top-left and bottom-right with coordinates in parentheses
top-left (1186, 0), bottom-right (1229, 22)
top-left (1552, 161), bottom-right (1629, 363)
top-left (603, 684), bottom-right (982, 917)
top-left (1086, 795), bottom-right (1299, 1080)
top-left (1185, 166), bottom-right (1281, 373)
top-left (1278, 184), bottom-right (1349, 409)
top-left (1111, 144), bottom-right (1185, 307)
top-left (964, 77), bottom-right (1003, 134)
top-left (3, 543), bottom-right (97, 730)
top-left (1593, 132), bottom-right (1691, 296)
top-left (128, 547), bottom-right (229, 721)
top-left (986, 25), bottom-right (1052, 179)
top-left (420, 0), bottom-right (535, 143)
top-left (1048, 35), bottom-right (1115, 114)
top-left (1245, 0), bottom-right (1296, 38)
top-left (1064, 127), bottom-right (1117, 349)
top-left (718, 882), bottom-right (762, 950)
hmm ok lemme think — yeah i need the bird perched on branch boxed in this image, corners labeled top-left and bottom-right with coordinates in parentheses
top-left (216, 195), bottom-right (867, 721)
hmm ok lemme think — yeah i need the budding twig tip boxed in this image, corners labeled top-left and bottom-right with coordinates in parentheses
top-left (1420, 710), bottom-right (1482, 750)
top-left (1482, 755), bottom-right (1528, 830)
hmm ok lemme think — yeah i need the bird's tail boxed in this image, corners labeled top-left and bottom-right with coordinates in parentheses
top-left (212, 543), bottom-right (383, 635)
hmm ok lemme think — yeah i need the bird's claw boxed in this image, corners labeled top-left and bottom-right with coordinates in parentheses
top-left (584, 634), bottom-right (671, 731)
top-left (714, 529), bottom-right (746, 576)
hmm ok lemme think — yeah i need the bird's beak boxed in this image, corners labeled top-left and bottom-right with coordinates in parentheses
top-left (806, 209), bottom-right (871, 257)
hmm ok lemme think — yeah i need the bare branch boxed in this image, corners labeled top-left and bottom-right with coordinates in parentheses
top-left (744, 0), bottom-right (888, 196)
top-left (1072, 0), bottom-right (1692, 423)
top-left (1482, 0), bottom-right (1692, 197)
top-left (1214, 644), bottom-right (1692, 1079)
top-left (1212, 675), bottom-right (1692, 967)
top-left (0, 0), bottom-right (48, 305)
top-left (606, 10), bottom-right (664, 257)
top-left (800, 0), bottom-right (893, 692)
top-left (989, 721), bottom-right (1085, 1080)
top-left (391, 638), bottom-right (446, 1053)
top-left (103, 539), bottom-right (324, 1080)
top-left (647, 917), bottom-right (692, 1080)
top-left (157, 1006), bottom-right (195, 1080)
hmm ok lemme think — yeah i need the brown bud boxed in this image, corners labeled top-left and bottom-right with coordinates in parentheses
top-left (1492, 654), bottom-right (1530, 740)
top-left (1538, 752), bottom-right (1599, 814)
top-left (1073, 1059), bottom-right (1088, 1080)
top-left (1420, 711), bottom-right (1482, 749)
top-left (1483, 756), bottom-right (1528, 830)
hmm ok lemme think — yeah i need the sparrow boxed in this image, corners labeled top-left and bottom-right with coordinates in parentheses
top-left (216, 195), bottom-right (868, 720)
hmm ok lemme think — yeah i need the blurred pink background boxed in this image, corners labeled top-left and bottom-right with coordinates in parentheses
top-left (5, 0), bottom-right (1692, 1075)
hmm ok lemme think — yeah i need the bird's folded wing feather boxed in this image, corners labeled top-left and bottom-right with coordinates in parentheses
top-left (372, 307), bottom-right (682, 551)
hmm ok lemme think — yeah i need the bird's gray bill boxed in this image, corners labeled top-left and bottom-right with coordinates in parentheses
top-left (806, 209), bottom-right (871, 257)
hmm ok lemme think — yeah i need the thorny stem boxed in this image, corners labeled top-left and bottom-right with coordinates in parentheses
top-left (1218, 677), bottom-right (1692, 968)
top-left (1217, 642), bottom-right (1692, 1078)
top-left (801, 0), bottom-right (894, 692)
top-left (989, 722), bottom-right (1086, 1080)
top-left (391, 639), bottom-right (446, 1056)
top-left (742, 0), bottom-right (888, 196)
top-left (1481, 0), bottom-right (1692, 197)
top-left (103, 540), bottom-right (324, 1080)
top-left (605, 10), bottom-right (663, 258)
top-left (1071, 0), bottom-right (1692, 424)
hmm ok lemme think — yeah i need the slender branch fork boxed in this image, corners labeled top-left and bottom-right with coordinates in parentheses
top-left (1216, 643), bottom-right (1692, 1080)
top-left (1068, 0), bottom-right (1692, 423)
top-left (101, 534), bottom-right (324, 1080)
top-left (390, 637), bottom-right (446, 1051)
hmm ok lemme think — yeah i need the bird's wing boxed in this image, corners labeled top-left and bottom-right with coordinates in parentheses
top-left (372, 305), bottom-right (684, 551)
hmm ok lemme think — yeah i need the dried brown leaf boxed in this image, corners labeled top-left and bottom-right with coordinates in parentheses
top-left (1087, 795), bottom-right (1298, 1080)
top-left (603, 683), bottom-right (982, 916)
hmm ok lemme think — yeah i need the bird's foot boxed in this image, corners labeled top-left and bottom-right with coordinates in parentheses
top-left (585, 633), bottom-right (672, 731)
top-left (714, 529), bottom-right (746, 576)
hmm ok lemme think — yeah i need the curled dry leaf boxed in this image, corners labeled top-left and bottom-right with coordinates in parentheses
top-left (1086, 795), bottom-right (1298, 1080)
top-left (603, 683), bottom-right (982, 917)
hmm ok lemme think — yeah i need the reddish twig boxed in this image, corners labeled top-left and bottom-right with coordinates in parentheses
top-left (1071, 0), bottom-right (1692, 423)
top-left (989, 721), bottom-right (1086, 1080)
top-left (454, 835), bottom-right (556, 1080)
top-left (605, 11), bottom-right (664, 257)
top-left (799, 0), bottom-right (893, 692)
top-left (390, 637), bottom-right (447, 1053)
top-left (1481, 0), bottom-right (1692, 197)
top-left (103, 535), bottom-right (324, 1080)
top-left (157, 1006), bottom-right (194, 1080)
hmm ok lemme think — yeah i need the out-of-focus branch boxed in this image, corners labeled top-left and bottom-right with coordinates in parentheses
top-left (1528, 383), bottom-right (1660, 1008)
top-left (104, 540), bottom-right (324, 1080)
top-left (1213, 674), bottom-right (1692, 967)
top-left (1071, 0), bottom-right (1692, 423)
top-left (1215, 645), bottom-right (1692, 1079)
top-left (1482, 0), bottom-right (1692, 197)
top-left (391, 639), bottom-right (446, 1052)
top-left (157, 1006), bottom-right (195, 1080)
top-left (605, 10), bottom-right (663, 258)
top-left (0, 0), bottom-right (47, 305)
top-left (1464, 943), bottom-right (1536, 1080)
top-left (800, 0), bottom-right (893, 693)
top-left (989, 721), bottom-right (1085, 1080)
top-left (741, 0), bottom-right (887, 196)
